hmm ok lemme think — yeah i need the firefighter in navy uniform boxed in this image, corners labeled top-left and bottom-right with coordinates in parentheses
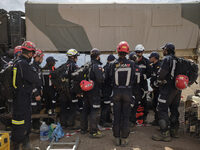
top-left (31, 49), bottom-right (44, 129)
top-left (99, 54), bottom-right (115, 127)
top-left (11, 41), bottom-right (41, 150)
top-left (128, 52), bottom-right (142, 126)
top-left (152, 43), bottom-right (181, 142)
top-left (14, 46), bottom-right (22, 59)
top-left (110, 41), bottom-right (135, 146)
top-left (0, 48), bottom-right (17, 113)
top-left (59, 49), bottom-right (80, 128)
top-left (149, 52), bottom-right (161, 126)
top-left (0, 46), bottom-right (22, 114)
top-left (134, 44), bottom-right (151, 123)
top-left (80, 48), bottom-right (104, 138)
top-left (31, 49), bottom-right (44, 113)
top-left (42, 56), bottom-right (57, 115)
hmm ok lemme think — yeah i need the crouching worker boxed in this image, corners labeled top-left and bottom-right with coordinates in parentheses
top-left (110, 41), bottom-right (135, 146)
top-left (11, 41), bottom-right (41, 150)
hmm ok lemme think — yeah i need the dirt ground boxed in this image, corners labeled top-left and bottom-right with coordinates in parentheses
top-left (29, 124), bottom-right (200, 150)
top-left (31, 83), bottom-right (200, 150)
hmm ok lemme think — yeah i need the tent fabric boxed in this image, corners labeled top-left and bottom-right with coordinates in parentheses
top-left (25, 3), bottom-right (200, 52)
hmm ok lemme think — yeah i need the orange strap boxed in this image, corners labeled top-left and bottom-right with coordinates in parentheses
top-left (49, 66), bottom-right (55, 78)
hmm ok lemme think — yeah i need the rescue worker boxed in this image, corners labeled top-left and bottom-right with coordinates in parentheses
top-left (11, 41), bottom-right (41, 150)
top-left (128, 52), bottom-right (141, 126)
top-left (31, 49), bottom-right (44, 129)
top-left (59, 49), bottom-right (80, 128)
top-left (110, 41), bottom-right (135, 146)
top-left (99, 54), bottom-right (115, 127)
top-left (0, 48), bottom-right (15, 113)
top-left (42, 56), bottom-right (57, 115)
top-left (152, 43), bottom-right (181, 142)
top-left (149, 52), bottom-right (161, 126)
top-left (134, 44), bottom-right (151, 124)
top-left (80, 48), bottom-right (104, 138)
top-left (14, 46), bottom-right (22, 59)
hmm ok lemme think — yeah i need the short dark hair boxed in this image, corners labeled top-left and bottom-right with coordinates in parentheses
top-left (118, 52), bottom-right (127, 57)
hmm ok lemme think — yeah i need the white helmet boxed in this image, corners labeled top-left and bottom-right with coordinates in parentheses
top-left (66, 49), bottom-right (80, 57)
top-left (135, 44), bottom-right (145, 52)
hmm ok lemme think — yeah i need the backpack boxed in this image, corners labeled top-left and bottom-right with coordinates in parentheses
top-left (0, 58), bottom-right (19, 104)
top-left (71, 62), bottom-right (92, 82)
top-left (50, 63), bottom-right (70, 91)
top-left (173, 57), bottom-right (198, 86)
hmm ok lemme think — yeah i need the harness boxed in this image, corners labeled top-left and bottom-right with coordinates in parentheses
top-left (114, 62), bottom-right (132, 88)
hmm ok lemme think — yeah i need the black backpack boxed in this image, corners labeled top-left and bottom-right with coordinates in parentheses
top-left (50, 63), bottom-right (70, 91)
top-left (0, 58), bottom-right (20, 104)
top-left (174, 57), bottom-right (198, 86)
top-left (71, 62), bottom-right (92, 82)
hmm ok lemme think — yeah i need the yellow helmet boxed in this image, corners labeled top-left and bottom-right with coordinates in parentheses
top-left (66, 49), bottom-right (80, 57)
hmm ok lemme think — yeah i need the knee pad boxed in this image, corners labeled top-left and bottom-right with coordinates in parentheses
top-left (159, 119), bottom-right (168, 130)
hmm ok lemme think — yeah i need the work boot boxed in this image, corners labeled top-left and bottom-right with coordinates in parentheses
top-left (170, 128), bottom-right (179, 138)
top-left (121, 138), bottom-right (128, 147)
top-left (152, 130), bottom-right (171, 142)
top-left (114, 138), bottom-right (121, 146)
top-left (90, 131), bottom-right (104, 138)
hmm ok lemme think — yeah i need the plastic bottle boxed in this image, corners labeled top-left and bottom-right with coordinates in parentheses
top-left (40, 122), bottom-right (49, 141)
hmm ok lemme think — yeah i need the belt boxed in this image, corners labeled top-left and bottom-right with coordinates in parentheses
top-left (114, 86), bottom-right (132, 88)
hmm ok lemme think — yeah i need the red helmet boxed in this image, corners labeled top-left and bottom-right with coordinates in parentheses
top-left (34, 49), bottom-right (44, 57)
top-left (21, 41), bottom-right (36, 52)
top-left (14, 46), bottom-right (22, 54)
top-left (117, 41), bottom-right (130, 54)
top-left (175, 75), bottom-right (189, 90)
top-left (80, 80), bottom-right (94, 91)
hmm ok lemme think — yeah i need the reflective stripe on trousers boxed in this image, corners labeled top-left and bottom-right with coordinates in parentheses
top-left (12, 119), bottom-right (25, 125)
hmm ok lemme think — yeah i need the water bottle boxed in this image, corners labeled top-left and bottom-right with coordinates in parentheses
top-left (40, 122), bottom-right (49, 141)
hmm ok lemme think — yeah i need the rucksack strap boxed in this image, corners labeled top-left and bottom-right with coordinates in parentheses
top-left (86, 62), bottom-right (92, 80)
top-left (0, 57), bottom-right (9, 64)
top-left (170, 59), bottom-right (177, 79)
top-left (12, 60), bottom-right (24, 89)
